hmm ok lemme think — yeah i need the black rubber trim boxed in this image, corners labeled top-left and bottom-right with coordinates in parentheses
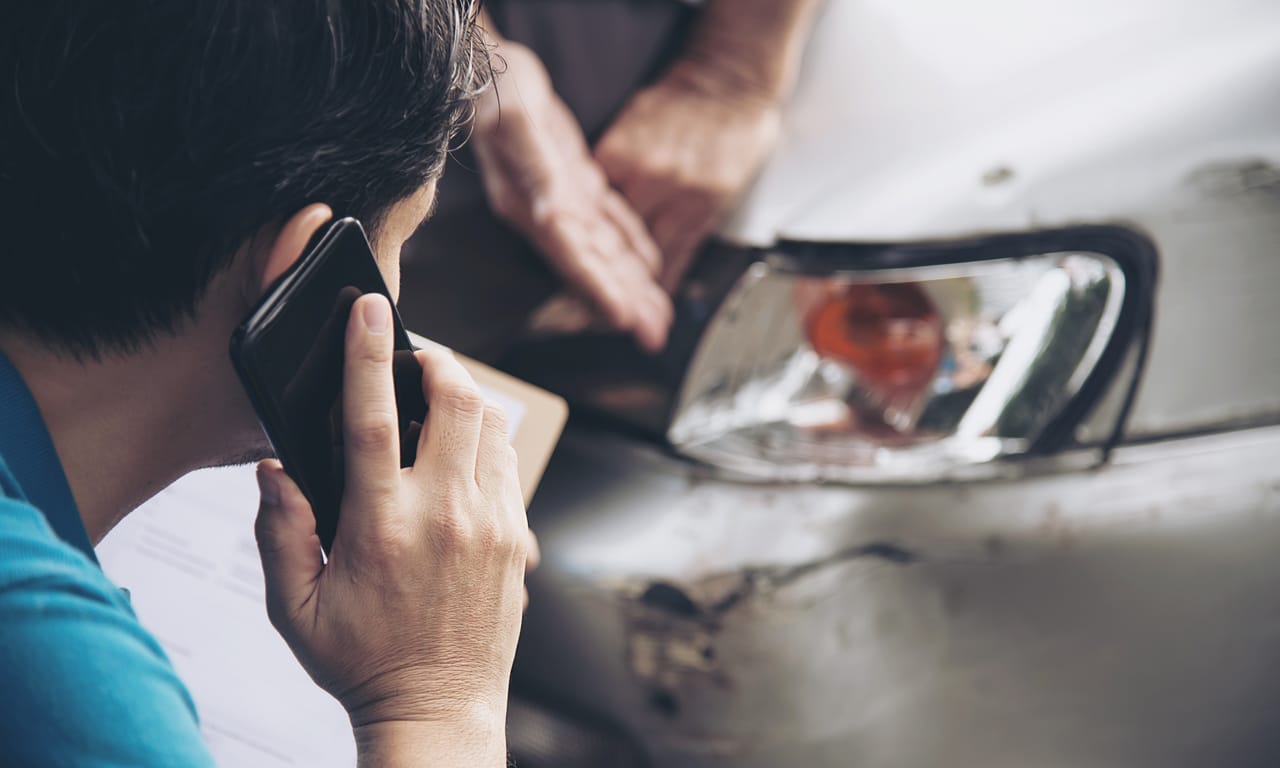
top-left (769, 225), bottom-right (1160, 458)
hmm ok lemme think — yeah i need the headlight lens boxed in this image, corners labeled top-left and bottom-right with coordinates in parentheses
top-left (667, 250), bottom-right (1127, 482)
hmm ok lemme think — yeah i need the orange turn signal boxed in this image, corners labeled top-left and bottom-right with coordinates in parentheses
top-left (805, 282), bottom-right (943, 394)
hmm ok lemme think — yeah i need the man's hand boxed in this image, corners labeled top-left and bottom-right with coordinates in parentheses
top-left (254, 294), bottom-right (526, 766)
top-left (471, 39), bottom-right (673, 352)
top-left (594, 65), bottom-right (781, 292)
top-left (595, 0), bottom-right (821, 292)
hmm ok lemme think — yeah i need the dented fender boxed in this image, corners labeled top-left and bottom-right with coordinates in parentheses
top-left (513, 424), bottom-right (1280, 767)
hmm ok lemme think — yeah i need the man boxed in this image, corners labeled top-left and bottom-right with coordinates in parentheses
top-left (399, 0), bottom-right (822, 357)
top-left (0, 2), bottom-right (527, 765)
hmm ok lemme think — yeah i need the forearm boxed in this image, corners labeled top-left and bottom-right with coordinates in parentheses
top-left (676, 0), bottom-right (823, 103)
top-left (353, 711), bottom-right (507, 768)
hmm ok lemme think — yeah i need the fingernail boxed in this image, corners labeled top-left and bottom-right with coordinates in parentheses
top-left (257, 466), bottom-right (281, 507)
top-left (362, 296), bottom-right (389, 334)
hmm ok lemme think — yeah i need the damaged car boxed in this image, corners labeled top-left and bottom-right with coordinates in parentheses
top-left (406, 1), bottom-right (1280, 765)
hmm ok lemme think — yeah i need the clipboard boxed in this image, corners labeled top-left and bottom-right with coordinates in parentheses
top-left (408, 332), bottom-right (568, 502)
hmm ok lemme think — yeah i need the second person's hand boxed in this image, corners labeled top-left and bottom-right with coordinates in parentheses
top-left (594, 61), bottom-right (782, 294)
top-left (471, 39), bottom-right (673, 352)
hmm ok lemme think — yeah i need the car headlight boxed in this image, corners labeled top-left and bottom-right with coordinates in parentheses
top-left (667, 228), bottom-right (1156, 482)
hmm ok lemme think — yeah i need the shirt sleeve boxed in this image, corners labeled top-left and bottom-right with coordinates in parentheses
top-left (0, 498), bottom-right (215, 768)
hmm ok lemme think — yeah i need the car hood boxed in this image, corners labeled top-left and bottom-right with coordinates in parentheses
top-left (724, 0), bottom-right (1280, 246)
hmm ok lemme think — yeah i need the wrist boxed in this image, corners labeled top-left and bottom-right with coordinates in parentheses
top-left (676, 0), bottom-right (822, 104)
top-left (353, 705), bottom-right (508, 768)
top-left (343, 673), bottom-right (509, 731)
top-left (673, 41), bottom-right (789, 106)
top-left (661, 56), bottom-right (786, 112)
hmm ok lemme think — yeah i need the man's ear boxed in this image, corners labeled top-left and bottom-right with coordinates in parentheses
top-left (256, 204), bottom-right (334, 295)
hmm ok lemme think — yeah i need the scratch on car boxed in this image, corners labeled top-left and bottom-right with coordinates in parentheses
top-left (704, 542), bottom-right (917, 615)
top-left (616, 542), bottom-right (919, 718)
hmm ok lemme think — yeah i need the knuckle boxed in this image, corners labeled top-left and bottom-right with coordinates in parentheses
top-left (347, 414), bottom-right (397, 452)
top-left (428, 501), bottom-right (471, 548)
top-left (472, 516), bottom-right (506, 553)
top-left (436, 385), bottom-right (485, 418)
top-left (425, 485), bottom-right (473, 538)
top-left (431, 496), bottom-right (518, 555)
top-left (483, 402), bottom-right (509, 434)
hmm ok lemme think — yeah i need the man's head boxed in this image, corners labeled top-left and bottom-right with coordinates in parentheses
top-left (0, 0), bottom-right (486, 358)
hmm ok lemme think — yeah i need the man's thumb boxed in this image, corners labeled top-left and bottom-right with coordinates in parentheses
top-left (254, 460), bottom-right (323, 628)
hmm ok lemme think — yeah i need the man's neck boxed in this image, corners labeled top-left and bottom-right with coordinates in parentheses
top-left (0, 324), bottom-right (257, 544)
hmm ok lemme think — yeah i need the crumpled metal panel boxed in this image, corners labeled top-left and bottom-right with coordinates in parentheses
top-left (514, 424), bottom-right (1280, 767)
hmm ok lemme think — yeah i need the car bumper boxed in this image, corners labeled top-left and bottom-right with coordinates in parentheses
top-left (511, 423), bottom-right (1280, 768)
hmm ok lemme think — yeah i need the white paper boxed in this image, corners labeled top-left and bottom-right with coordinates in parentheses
top-left (98, 465), bottom-right (354, 767)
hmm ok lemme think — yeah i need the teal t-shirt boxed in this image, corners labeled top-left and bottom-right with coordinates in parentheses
top-left (0, 353), bottom-right (214, 767)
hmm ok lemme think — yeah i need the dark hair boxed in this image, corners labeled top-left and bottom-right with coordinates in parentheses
top-left (0, 0), bottom-right (486, 356)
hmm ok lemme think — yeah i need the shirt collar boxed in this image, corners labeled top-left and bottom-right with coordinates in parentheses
top-left (0, 351), bottom-right (96, 562)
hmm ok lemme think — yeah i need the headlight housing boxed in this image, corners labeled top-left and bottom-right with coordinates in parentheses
top-left (666, 228), bottom-right (1155, 482)
top-left (504, 227), bottom-right (1155, 483)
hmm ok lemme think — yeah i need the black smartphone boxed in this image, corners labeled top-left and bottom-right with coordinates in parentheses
top-left (230, 217), bottom-right (426, 553)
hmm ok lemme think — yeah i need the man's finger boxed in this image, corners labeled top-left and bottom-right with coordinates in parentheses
top-left (535, 217), bottom-right (636, 333)
top-left (341, 294), bottom-right (401, 515)
top-left (634, 281), bottom-right (675, 353)
top-left (602, 190), bottom-right (662, 276)
top-left (255, 460), bottom-right (323, 632)
top-left (415, 346), bottom-right (486, 485)
top-left (475, 401), bottom-right (514, 495)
